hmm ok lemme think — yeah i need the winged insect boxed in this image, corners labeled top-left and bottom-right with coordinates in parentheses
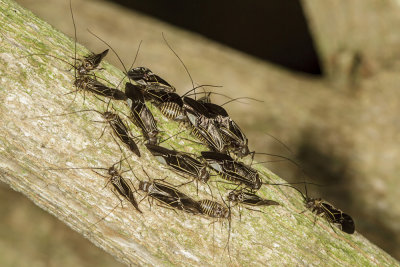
top-left (47, 160), bottom-right (142, 213)
top-left (33, 107), bottom-right (140, 157)
top-left (144, 86), bottom-right (224, 122)
top-left (199, 101), bottom-right (250, 157)
top-left (138, 180), bottom-right (203, 214)
top-left (227, 190), bottom-right (279, 207)
top-left (280, 183), bottom-right (355, 234)
top-left (101, 110), bottom-right (141, 157)
top-left (201, 151), bottom-right (262, 190)
top-left (74, 76), bottom-right (127, 100)
top-left (75, 48), bottom-right (109, 76)
top-left (22, 1), bottom-right (112, 106)
top-left (145, 144), bottom-right (209, 183)
top-left (127, 67), bottom-right (176, 92)
top-left (183, 97), bottom-right (226, 152)
top-left (125, 82), bottom-right (159, 144)
top-left (143, 90), bottom-right (187, 122)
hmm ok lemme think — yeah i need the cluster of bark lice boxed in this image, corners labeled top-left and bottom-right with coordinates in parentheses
top-left (37, 34), bottom-right (354, 253)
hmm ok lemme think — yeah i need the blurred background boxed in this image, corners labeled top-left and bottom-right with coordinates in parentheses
top-left (4, 0), bottom-right (400, 265)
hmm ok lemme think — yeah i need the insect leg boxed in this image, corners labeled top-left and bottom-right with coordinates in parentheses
top-left (88, 202), bottom-right (120, 229)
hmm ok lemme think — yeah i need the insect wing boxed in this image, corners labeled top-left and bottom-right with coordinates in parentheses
top-left (321, 202), bottom-right (355, 234)
top-left (127, 67), bottom-right (175, 92)
top-left (151, 182), bottom-right (202, 214)
top-left (125, 82), bottom-right (145, 106)
top-left (109, 115), bottom-right (140, 157)
top-left (202, 102), bottom-right (229, 118)
top-left (111, 175), bottom-right (141, 213)
top-left (183, 97), bottom-right (211, 117)
top-left (85, 49), bottom-right (109, 71)
top-left (340, 213), bottom-right (355, 234)
top-left (146, 74), bottom-right (175, 92)
top-left (241, 192), bottom-right (279, 206)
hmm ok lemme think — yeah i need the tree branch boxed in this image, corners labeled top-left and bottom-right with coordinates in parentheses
top-left (0, 0), bottom-right (398, 266)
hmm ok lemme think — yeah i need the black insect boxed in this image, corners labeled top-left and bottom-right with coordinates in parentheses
top-left (145, 144), bottom-right (209, 183)
top-left (227, 190), bottom-right (279, 207)
top-left (47, 162), bottom-right (141, 213)
top-left (101, 111), bottom-right (141, 157)
top-left (74, 76), bottom-right (127, 100)
top-left (22, 2), bottom-right (112, 104)
top-left (77, 108), bottom-right (140, 157)
top-left (283, 184), bottom-right (355, 234)
top-left (127, 67), bottom-right (176, 93)
top-left (199, 101), bottom-right (250, 157)
top-left (75, 49), bottom-right (109, 76)
top-left (34, 108), bottom-right (140, 157)
top-left (125, 82), bottom-right (159, 144)
top-left (228, 190), bottom-right (279, 213)
top-left (305, 197), bottom-right (355, 234)
top-left (103, 164), bottom-right (142, 213)
top-left (139, 180), bottom-right (202, 214)
top-left (201, 151), bottom-right (262, 190)
top-left (183, 97), bottom-right (226, 152)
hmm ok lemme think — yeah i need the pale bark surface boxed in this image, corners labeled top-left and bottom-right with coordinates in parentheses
top-left (0, 0), bottom-right (399, 266)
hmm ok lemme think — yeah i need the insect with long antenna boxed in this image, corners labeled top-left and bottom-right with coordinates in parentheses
top-left (99, 110), bottom-right (141, 157)
top-left (227, 189), bottom-right (279, 215)
top-left (32, 107), bottom-right (141, 157)
top-left (183, 96), bottom-right (227, 153)
top-left (127, 66), bottom-right (176, 93)
top-left (201, 151), bottom-right (262, 191)
top-left (47, 160), bottom-right (142, 214)
top-left (279, 183), bottom-right (355, 234)
top-left (145, 144), bottom-right (211, 195)
top-left (138, 173), bottom-right (203, 214)
top-left (26, 1), bottom-right (109, 79)
top-left (74, 48), bottom-right (109, 77)
top-left (125, 82), bottom-right (159, 144)
top-left (87, 29), bottom-right (178, 99)
top-left (73, 76), bottom-right (127, 101)
top-left (20, 0), bottom-right (117, 109)
top-left (199, 100), bottom-right (250, 157)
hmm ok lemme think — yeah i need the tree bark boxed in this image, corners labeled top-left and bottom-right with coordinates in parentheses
top-left (0, 0), bottom-right (398, 266)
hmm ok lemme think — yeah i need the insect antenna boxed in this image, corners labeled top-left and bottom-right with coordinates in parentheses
top-left (263, 132), bottom-right (294, 155)
top-left (70, 0), bottom-right (77, 83)
top-left (88, 202), bottom-right (121, 229)
top-left (181, 84), bottom-right (223, 98)
top-left (186, 91), bottom-right (262, 106)
top-left (162, 32), bottom-right (194, 90)
top-left (128, 40), bottom-right (143, 71)
top-left (20, 53), bottom-right (76, 70)
top-left (271, 182), bottom-right (307, 202)
top-left (46, 166), bottom-right (108, 172)
top-left (87, 29), bottom-right (130, 80)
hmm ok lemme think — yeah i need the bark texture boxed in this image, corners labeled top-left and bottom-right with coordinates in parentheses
top-left (0, 0), bottom-right (398, 266)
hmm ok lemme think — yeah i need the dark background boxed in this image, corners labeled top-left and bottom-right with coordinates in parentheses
top-left (111, 0), bottom-right (322, 75)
